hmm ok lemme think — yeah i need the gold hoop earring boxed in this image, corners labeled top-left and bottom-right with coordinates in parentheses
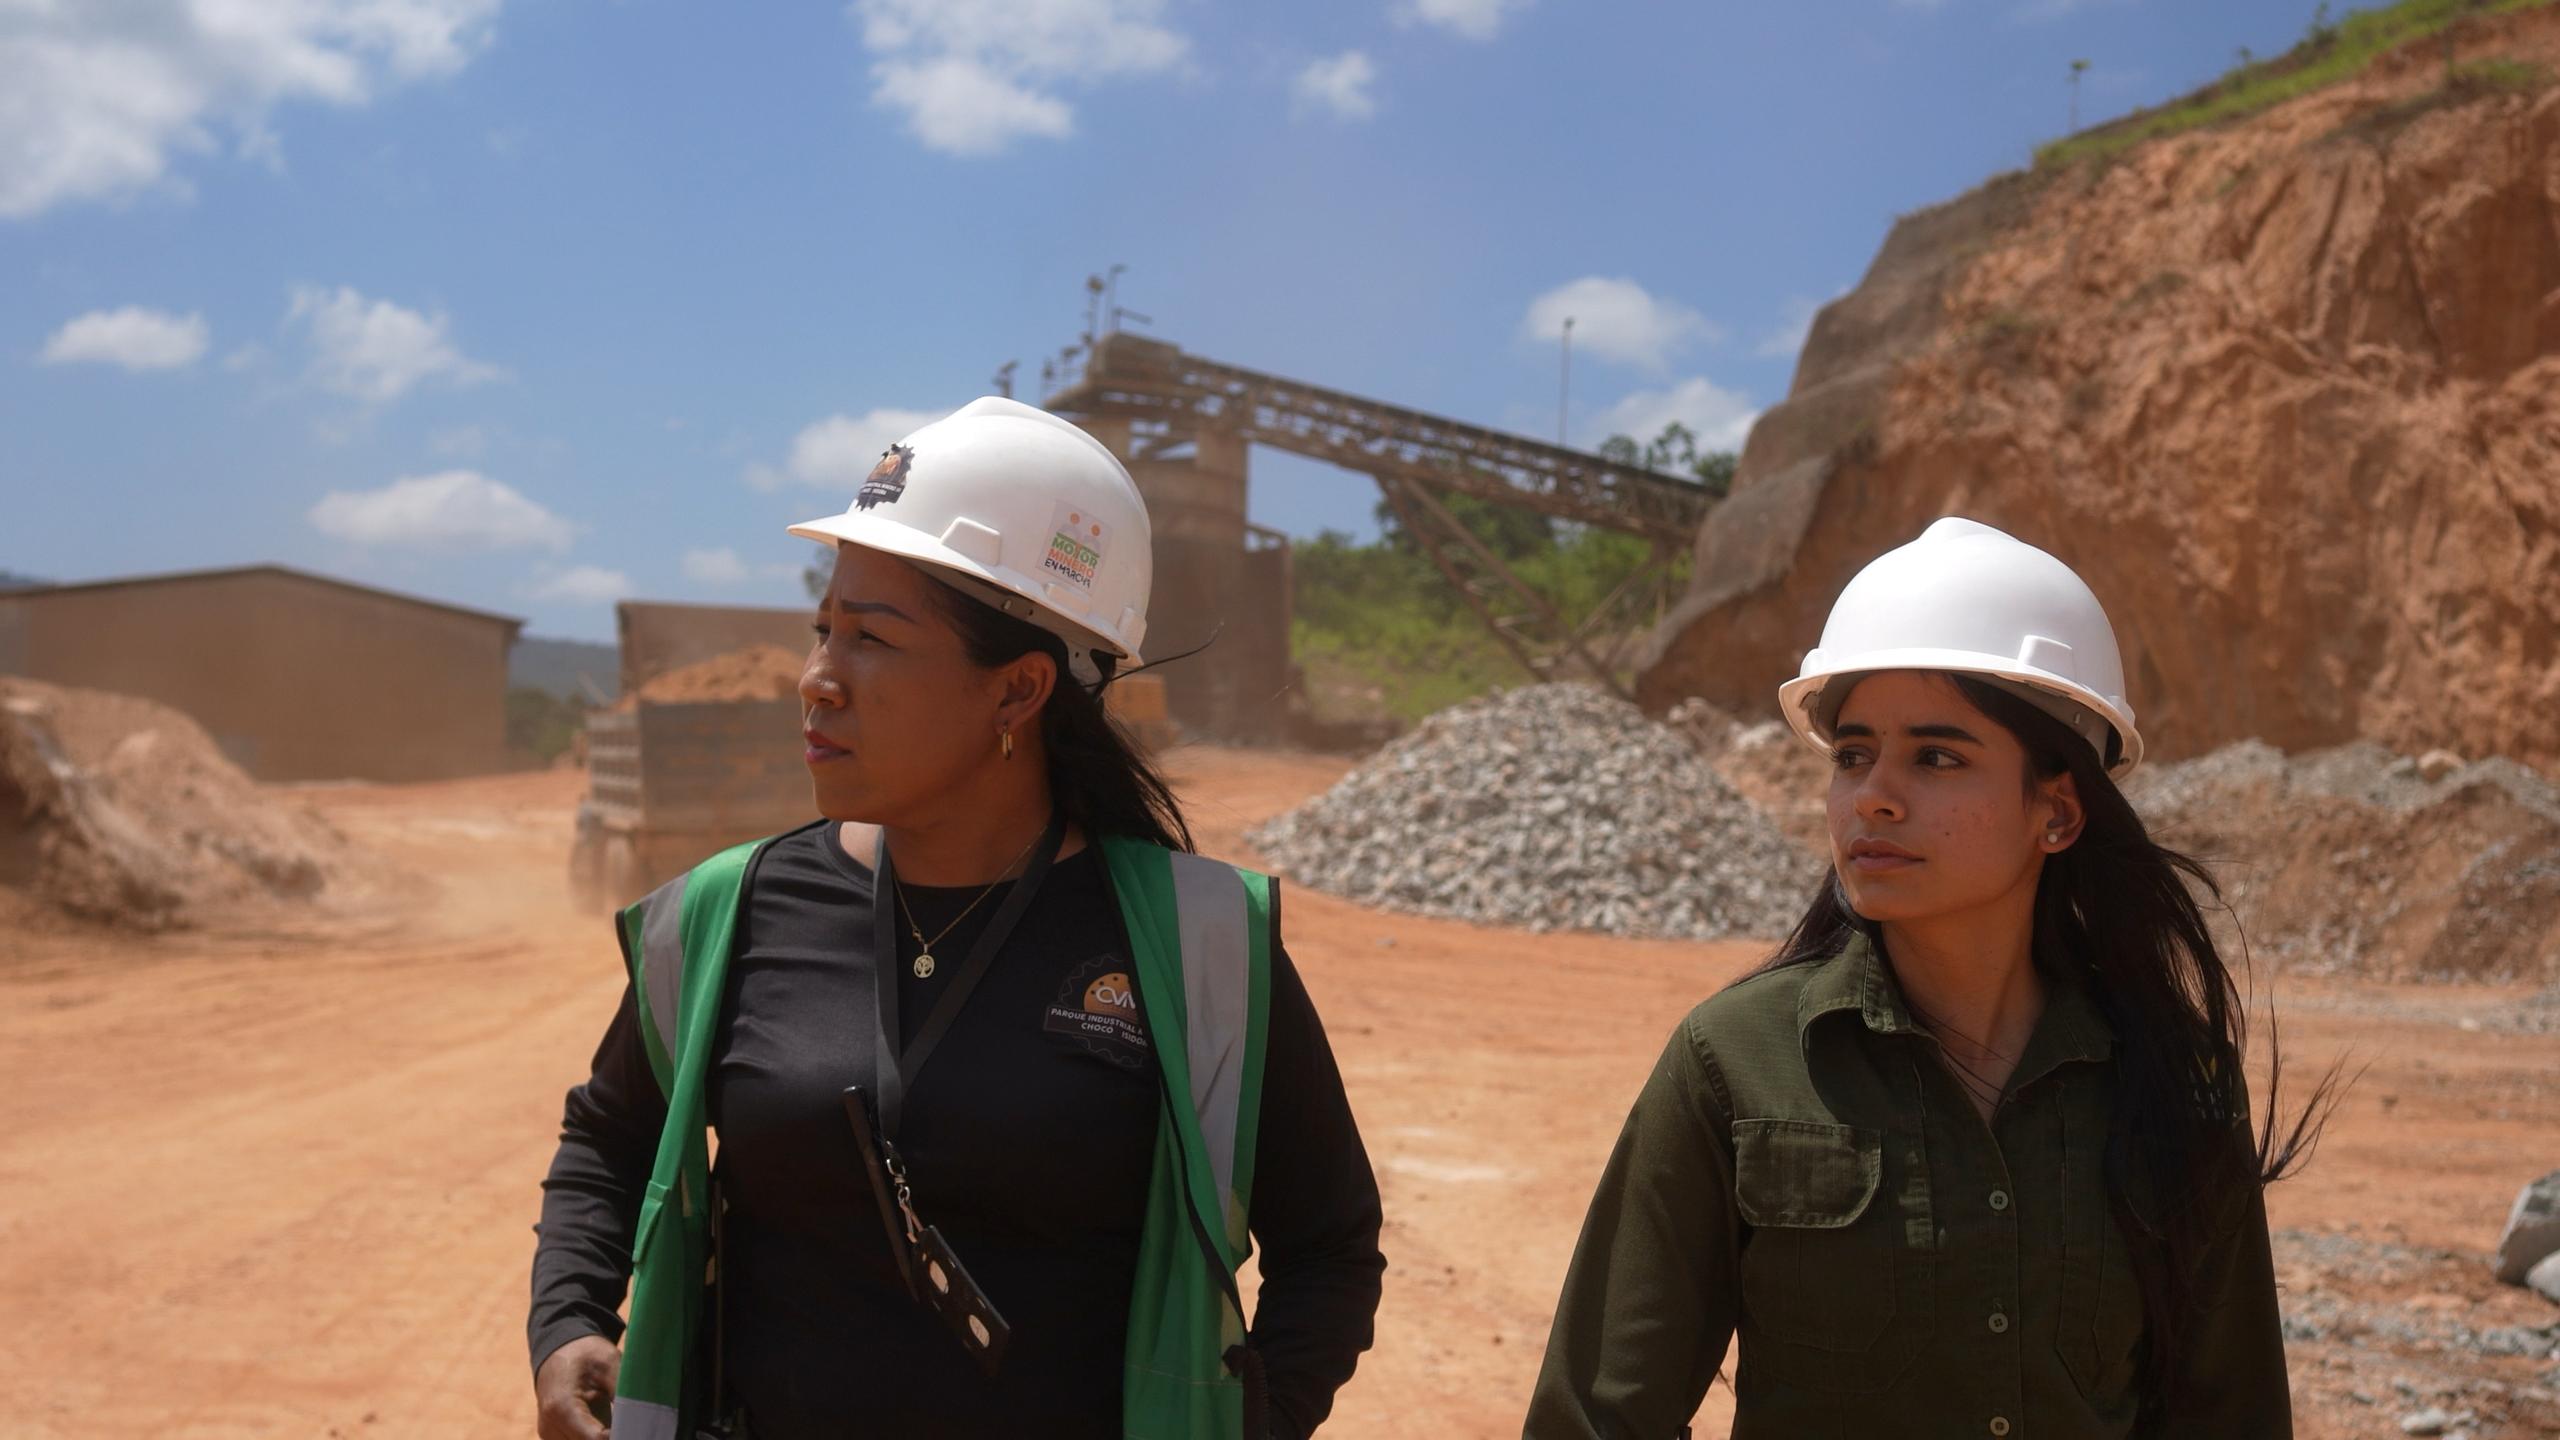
top-left (1000, 729), bottom-right (1014, 761)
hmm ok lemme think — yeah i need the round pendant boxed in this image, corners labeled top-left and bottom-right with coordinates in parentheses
top-left (912, 952), bottom-right (937, 979)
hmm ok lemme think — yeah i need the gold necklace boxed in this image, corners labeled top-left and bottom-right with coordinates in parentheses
top-left (893, 825), bottom-right (1046, 979)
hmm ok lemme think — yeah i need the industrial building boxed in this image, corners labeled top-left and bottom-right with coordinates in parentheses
top-left (0, 564), bottom-right (522, 782)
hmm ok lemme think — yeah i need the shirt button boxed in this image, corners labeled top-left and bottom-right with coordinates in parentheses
top-left (1988, 1311), bottom-right (2010, 1334)
top-left (1990, 1420), bottom-right (2012, 1437)
top-left (1989, 1188), bottom-right (2011, 1212)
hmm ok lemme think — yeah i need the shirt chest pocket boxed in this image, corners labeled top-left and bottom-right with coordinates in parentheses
top-left (1732, 1119), bottom-right (1934, 1395)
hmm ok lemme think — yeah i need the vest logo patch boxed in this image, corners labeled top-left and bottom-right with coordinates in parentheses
top-left (1045, 954), bottom-right (1150, 1068)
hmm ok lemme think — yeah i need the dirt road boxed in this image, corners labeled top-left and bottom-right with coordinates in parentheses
top-left (3, 750), bottom-right (2554, 1437)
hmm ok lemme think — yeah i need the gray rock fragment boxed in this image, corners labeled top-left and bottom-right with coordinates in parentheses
top-left (2496, 1170), bottom-right (2560, 1285)
top-left (2530, 1250), bottom-right (2560, 1307)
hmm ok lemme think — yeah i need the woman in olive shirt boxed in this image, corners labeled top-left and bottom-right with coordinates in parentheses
top-left (1527, 519), bottom-right (2335, 1438)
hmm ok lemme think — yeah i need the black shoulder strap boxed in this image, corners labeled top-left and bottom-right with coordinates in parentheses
top-left (869, 814), bottom-right (1065, 1139)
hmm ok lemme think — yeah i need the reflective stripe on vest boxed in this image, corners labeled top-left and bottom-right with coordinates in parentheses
top-left (610, 1397), bottom-right (679, 1440)
top-left (634, 868), bottom-right (689, 1088)
top-left (1166, 849), bottom-right (1254, 1252)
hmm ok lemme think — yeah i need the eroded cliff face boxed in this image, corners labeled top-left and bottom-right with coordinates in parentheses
top-left (1640, 10), bottom-right (2560, 769)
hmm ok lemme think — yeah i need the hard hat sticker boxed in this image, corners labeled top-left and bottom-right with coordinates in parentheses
top-left (1041, 502), bottom-right (1108, 591)
top-left (856, 443), bottom-right (915, 511)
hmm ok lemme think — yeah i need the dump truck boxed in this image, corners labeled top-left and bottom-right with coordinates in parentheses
top-left (569, 692), bottom-right (812, 911)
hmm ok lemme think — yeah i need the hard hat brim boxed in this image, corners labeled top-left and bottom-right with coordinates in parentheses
top-left (1778, 647), bottom-right (2144, 778)
top-left (788, 510), bottom-right (1138, 663)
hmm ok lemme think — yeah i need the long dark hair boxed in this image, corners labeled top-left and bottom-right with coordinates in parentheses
top-left (1745, 674), bottom-right (2340, 1408)
top-left (921, 579), bottom-right (1193, 854)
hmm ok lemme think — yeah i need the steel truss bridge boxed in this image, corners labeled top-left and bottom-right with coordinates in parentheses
top-left (1044, 333), bottom-right (1716, 699)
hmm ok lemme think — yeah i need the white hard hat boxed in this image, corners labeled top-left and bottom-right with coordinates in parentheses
top-left (1776, 516), bottom-right (2144, 776)
top-left (787, 396), bottom-right (1153, 677)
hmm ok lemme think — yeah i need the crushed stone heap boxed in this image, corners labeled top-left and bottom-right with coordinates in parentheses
top-left (1250, 684), bottom-right (1816, 940)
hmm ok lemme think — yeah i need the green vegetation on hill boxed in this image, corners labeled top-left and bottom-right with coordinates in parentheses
top-left (2036, 0), bottom-right (2556, 171)
top-left (510, 635), bottom-right (619, 702)
top-left (506, 686), bottom-right (584, 764)
top-left (1291, 426), bottom-right (1726, 727)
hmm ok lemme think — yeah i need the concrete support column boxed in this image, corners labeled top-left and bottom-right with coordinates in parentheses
top-left (1079, 416), bottom-right (1134, 460)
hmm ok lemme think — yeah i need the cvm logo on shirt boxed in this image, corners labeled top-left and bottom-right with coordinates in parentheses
top-left (1044, 954), bottom-right (1151, 1069)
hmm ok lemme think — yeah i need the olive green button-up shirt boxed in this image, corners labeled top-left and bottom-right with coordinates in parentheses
top-left (1525, 935), bottom-right (2292, 1439)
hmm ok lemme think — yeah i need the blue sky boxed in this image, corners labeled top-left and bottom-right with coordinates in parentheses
top-left (4, 0), bottom-right (2339, 641)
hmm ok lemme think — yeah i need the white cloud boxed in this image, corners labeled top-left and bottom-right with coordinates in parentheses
top-left (530, 565), bottom-right (633, 605)
top-left (853, 0), bottom-right (1188, 156)
top-left (287, 284), bottom-right (501, 403)
top-left (1394, 0), bottom-right (1531, 41)
top-left (746, 408), bottom-right (946, 492)
top-left (0, 1), bottom-right (503, 220)
top-left (1594, 376), bottom-right (1760, 454)
top-left (682, 546), bottom-right (800, 586)
top-left (38, 306), bottom-right (208, 370)
top-left (1522, 276), bottom-right (1721, 372)
top-left (1292, 51), bottom-right (1377, 122)
top-left (873, 57), bottom-right (1071, 154)
top-left (307, 470), bottom-right (574, 551)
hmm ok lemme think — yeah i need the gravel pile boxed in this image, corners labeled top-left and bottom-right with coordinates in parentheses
top-left (1250, 684), bottom-right (1816, 939)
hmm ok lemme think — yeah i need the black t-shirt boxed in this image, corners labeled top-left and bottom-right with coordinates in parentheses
top-left (530, 821), bottom-right (1384, 1440)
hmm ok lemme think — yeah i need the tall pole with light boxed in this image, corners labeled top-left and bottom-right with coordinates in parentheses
top-left (1558, 315), bottom-right (1575, 446)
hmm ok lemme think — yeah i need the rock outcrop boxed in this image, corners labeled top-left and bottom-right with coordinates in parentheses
top-left (1639, 10), bottom-right (2560, 772)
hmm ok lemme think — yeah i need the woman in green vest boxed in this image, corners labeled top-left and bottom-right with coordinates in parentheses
top-left (1526, 518), bottom-right (2339, 1438)
top-left (529, 398), bottom-right (1385, 1440)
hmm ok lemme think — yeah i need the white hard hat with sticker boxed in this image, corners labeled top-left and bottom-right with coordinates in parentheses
top-left (788, 396), bottom-right (1154, 679)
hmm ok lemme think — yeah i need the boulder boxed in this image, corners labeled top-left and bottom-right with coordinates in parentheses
top-left (2495, 1170), bottom-right (2560, 1285)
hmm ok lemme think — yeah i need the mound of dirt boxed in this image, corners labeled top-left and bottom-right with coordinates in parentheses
top-left (2128, 741), bottom-right (2560, 983)
top-left (612, 644), bottom-right (803, 710)
top-left (1249, 684), bottom-right (1815, 940)
top-left (1667, 685), bottom-right (2560, 981)
top-left (0, 678), bottom-right (374, 931)
top-left (1642, 6), bottom-right (2560, 774)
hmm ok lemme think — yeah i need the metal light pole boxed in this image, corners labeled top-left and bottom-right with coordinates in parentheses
top-left (1559, 316), bottom-right (1574, 446)
top-left (2069, 58), bottom-right (2090, 132)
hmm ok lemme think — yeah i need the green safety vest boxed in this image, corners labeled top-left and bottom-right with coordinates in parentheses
top-left (606, 832), bottom-right (1275, 1440)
